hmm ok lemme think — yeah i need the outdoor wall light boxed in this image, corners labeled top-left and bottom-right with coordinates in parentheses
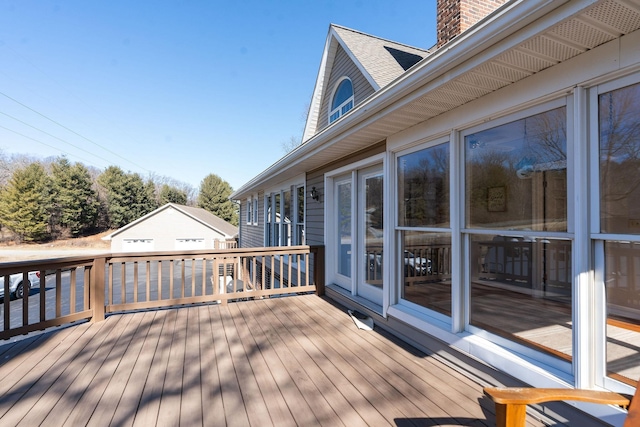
top-left (310, 187), bottom-right (320, 201)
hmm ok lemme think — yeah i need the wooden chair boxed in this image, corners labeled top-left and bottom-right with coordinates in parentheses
top-left (483, 379), bottom-right (639, 427)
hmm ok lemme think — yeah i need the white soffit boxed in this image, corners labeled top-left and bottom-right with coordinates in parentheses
top-left (232, 0), bottom-right (640, 199)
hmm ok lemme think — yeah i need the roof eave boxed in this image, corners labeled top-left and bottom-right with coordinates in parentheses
top-left (231, 0), bottom-right (583, 200)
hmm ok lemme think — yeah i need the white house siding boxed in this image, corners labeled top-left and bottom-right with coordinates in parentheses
top-left (110, 207), bottom-right (227, 252)
top-left (316, 44), bottom-right (375, 134)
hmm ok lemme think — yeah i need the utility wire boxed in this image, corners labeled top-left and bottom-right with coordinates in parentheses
top-left (1, 42), bottom-right (151, 170)
top-left (0, 90), bottom-right (150, 173)
top-left (0, 124), bottom-right (109, 168)
top-left (0, 111), bottom-right (115, 166)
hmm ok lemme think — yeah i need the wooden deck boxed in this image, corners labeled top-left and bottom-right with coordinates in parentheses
top-left (0, 295), bottom-right (547, 427)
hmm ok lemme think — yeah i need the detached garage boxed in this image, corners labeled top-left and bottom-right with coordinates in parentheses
top-left (103, 203), bottom-right (238, 252)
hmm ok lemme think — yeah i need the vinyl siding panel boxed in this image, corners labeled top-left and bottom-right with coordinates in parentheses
top-left (316, 45), bottom-right (375, 135)
top-left (305, 141), bottom-right (386, 246)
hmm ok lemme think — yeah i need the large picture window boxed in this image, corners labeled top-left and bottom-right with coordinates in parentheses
top-left (465, 107), bottom-right (567, 231)
top-left (397, 142), bottom-right (451, 316)
top-left (600, 82), bottom-right (640, 235)
top-left (598, 81), bottom-right (640, 384)
top-left (465, 106), bottom-right (572, 361)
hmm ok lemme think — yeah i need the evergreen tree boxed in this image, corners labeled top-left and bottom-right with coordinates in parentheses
top-left (197, 173), bottom-right (238, 226)
top-left (159, 184), bottom-right (187, 205)
top-left (0, 163), bottom-right (51, 241)
top-left (143, 179), bottom-right (159, 212)
top-left (98, 166), bottom-right (157, 228)
top-left (50, 158), bottom-right (99, 236)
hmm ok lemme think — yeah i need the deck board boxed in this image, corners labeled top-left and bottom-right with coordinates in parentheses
top-left (235, 299), bottom-right (318, 426)
top-left (210, 303), bottom-right (250, 427)
top-left (297, 296), bottom-right (493, 424)
top-left (111, 310), bottom-right (164, 427)
top-left (263, 297), bottom-right (401, 426)
top-left (64, 311), bottom-right (142, 426)
top-left (11, 319), bottom-right (115, 426)
top-left (157, 306), bottom-right (187, 426)
top-left (132, 308), bottom-right (177, 427)
top-left (281, 297), bottom-right (447, 423)
top-left (226, 303), bottom-right (296, 426)
top-left (0, 325), bottom-right (81, 419)
top-left (244, 298), bottom-right (338, 426)
top-left (199, 306), bottom-right (226, 427)
top-left (220, 304), bottom-right (272, 427)
top-left (180, 307), bottom-right (204, 426)
top-left (0, 294), bottom-right (573, 426)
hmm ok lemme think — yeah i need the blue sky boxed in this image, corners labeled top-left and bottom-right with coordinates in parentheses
top-left (0, 0), bottom-right (436, 191)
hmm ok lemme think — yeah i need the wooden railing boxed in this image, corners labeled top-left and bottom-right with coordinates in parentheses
top-left (0, 245), bottom-right (324, 340)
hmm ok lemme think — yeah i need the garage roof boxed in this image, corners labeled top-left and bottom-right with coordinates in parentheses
top-left (102, 203), bottom-right (238, 240)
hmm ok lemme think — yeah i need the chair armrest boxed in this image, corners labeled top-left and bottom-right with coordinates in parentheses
top-left (483, 387), bottom-right (630, 427)
top-left (484, 387), bottom-right (630, 407)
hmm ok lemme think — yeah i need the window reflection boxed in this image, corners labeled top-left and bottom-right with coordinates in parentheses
top-left (465, 107), bottom-right (567, 231)
top-left (605, 241), bottom-right (640, 384)
top-left (600, 82), bottom-right (640, 234)
top-left (337, 181), bottom-right (352, 277)
top-left (365, 175), bottom-right (384, 288)
top-left (283, 190), bottom-right (291, 246)
top-left (398, 144), bottom-right (449, 227)
top-left (400, 231), bottom-right (452, 316)
top-left (296, 186), bottom-right (305, 245)
top-left (470, 234), bottom-right (572, 359)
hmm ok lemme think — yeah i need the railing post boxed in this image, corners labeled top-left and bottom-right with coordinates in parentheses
top-left (313, 246), bottom-right (325, 296)
top-left (91, 257), bottom-right (106, 322)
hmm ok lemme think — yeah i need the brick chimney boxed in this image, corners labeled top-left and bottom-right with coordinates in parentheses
top-left (437, 0), bottom-right (507, 48)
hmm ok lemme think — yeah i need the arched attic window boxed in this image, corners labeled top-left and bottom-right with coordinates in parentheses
top-left (329, 78), bottom-right (354, 124)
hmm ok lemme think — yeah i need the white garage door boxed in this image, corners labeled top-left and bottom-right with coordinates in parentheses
top-left (175, 238), bottom-right (206, 250)
top-left (123, 239), bottom-right (154, 252)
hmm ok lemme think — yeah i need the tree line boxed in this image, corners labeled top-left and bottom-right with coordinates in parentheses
top-left (0, 155), bottom-right (238, 242)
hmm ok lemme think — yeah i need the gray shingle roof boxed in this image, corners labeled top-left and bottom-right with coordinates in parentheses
top-left (103, 203), bottom-right (238, 239)
top-left (302, 24), bottom-right (429, 142)
top-left (175, 204), bottom-right (238, 237)
top-left (332, 24), bottom-right (430, 88)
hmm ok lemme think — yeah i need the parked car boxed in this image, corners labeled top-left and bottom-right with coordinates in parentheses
top-left (404, 250), bottom-right (431, 276)
top-left (0, 271), bottom-right (39, 300)
top-left (368, 250), bottom-right (432, 276)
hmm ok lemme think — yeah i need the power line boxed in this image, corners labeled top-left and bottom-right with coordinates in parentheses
top-left (0, 111), bottom-right (116, 167)
top-left (0, 124), bottom-right (110, 168)
top-left (0, 90), bottom-right (151, 173)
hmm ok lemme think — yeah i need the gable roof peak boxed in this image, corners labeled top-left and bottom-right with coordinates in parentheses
top-left (330, 24), bottom-right (430, 55)
top-left (302, 23), bottom-right (430, 142)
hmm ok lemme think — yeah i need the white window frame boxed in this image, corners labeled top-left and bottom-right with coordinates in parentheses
top-left (328, 77), bottom-right (354, 124)
top-left (246, 197), bottom-right (252, 225)
top-left (393, 135), bottom-right (454, 326)
top-left (459, 97), bottom-right (574, 376)
top-left (292, 185), bottom-right (305, 246)
top-left (252, 194), bottom-right (259, 225)
top-left (264, 178), bottom-right (305, 247)
top-left (589, 72), bottom-right (640, 394)
top-left (324, 153), bottom-right (386, 303)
